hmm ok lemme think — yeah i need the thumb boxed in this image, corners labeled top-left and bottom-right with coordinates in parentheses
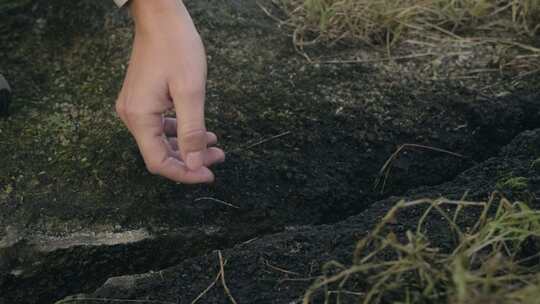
top-left (172, 86), bottom-right (207, 171)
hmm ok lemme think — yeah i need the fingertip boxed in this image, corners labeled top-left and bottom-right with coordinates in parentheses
top-left (220, 150), bottom-right (226, 163)
top-left (205, 170), bottom-right (216, 184)
top-left (195, 166), bottom-right (215, 184)
top-left (214, 147), bottom-right (226, 163)
top-left (154, 157), bottom-right (214, 184)
top-left (206, 132), bottom-right (218, 145)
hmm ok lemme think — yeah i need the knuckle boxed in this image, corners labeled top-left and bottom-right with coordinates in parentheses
top-left (180, 129), bottom-right (206, 145)
top-left (116, 98), bottom-right (146, 120)
top-left (181, 129), bottom-right (207, 150)
top-left (180, 86), bottom-right (205, 99)
top-left (123, 107), bottom-right (148, 125)
top-left (124, 106), bottom-right (143, 118)
top-left (115, 100), bottom-right (126, 117)
top-left (173, 80), bottom-right (205, 100)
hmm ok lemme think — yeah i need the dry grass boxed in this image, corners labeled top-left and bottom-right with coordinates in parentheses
top-left (278, 0), bottom-right (540, 46)
top-left (302, 193), bottom-right (540, 303)
top-left (273, 0), bottom-right (540, 73)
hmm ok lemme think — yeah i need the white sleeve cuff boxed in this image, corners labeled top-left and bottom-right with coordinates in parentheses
top-left (114, 0), bottom-right (129, 7)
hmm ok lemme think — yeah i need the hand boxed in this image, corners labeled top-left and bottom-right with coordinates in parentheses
top-left (115, 0), bottom-right (224, 184)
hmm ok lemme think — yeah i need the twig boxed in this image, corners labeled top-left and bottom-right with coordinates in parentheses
top-left (191, 261), bottom-right (227, 304)
top-left (56, 298), bottom-right (176, 304)
top-left (194, 197), bottom-right (240, 209)
top-left (516, 67), bottom-right (540, 79)
top-left (423, 22), bottom-right (464, 40)
top-left (256, 1), bottom-right (286, 25)
top-left (462, 68), bottom-right (500, 75)
top-left (277, 277), bottom-right (319, 284)
top-left (243, 131), bottom-right (292, 151)
top-left (242, 237), bottom-right (259, 245)
top-left (374, 144), bottom-right (469, 193)
top-left (327, 290), bottom-right (365, 296)
top-left (230, 131), bottom-right (292, 154)
top-left (264, 259), bottom-right (301, 276)
top-left (317, 51), bottom-right (468, 65)
top-left (219, 251), bottom-right (238, 304)
top-left (485, 38), bottom-right (540, 53)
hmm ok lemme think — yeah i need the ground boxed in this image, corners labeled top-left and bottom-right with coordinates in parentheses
top-left (0, 0), bottom-right (539, 303)
top-left (84, 129), bottom-right (540, 304)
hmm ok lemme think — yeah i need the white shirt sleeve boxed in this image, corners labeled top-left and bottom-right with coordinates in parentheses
top-left (114, 0), bottom-right (129, 7)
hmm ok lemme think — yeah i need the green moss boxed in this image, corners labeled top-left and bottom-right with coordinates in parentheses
top-left (531, 158), bottom-right (540, 170)
top-left (496, 176), bottom-right (529, 191)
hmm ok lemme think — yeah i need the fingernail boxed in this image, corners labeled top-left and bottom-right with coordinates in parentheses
top-left (186, 151), bottom-right (204, 170)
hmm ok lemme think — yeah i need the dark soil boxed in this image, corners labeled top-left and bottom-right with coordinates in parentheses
top-left (75, 128), bottom-right (540, 304)
top-left (0, 0), bottom-right (539, 303)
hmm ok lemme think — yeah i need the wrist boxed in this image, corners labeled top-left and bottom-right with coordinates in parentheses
top-left (130, 0), bottom-right (193, 36)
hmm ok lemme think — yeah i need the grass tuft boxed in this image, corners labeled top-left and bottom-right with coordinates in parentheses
top-left (303, 194), bottom-right (540, 304)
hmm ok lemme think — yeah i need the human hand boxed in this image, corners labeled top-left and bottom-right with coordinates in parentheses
top-left (115, 0), bottom-right (224, 184)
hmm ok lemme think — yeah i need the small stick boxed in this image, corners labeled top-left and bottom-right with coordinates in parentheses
top-left (264, 259), bottom-right (301, 276)
top-left (277, 277), bottom-right (319, 284)
top-left (230, 131), bottom-right (292, 154)
top-left (219, 251), bottom-right (238, 304)
top-left (256, 1), bottom-right (286, 25)
top-left (242, 237), bottom-right (259, 245)
top-left (191, 265), bottom-right (224, 304)
top-left (317, 51), bottom-right (468, 65)
top-left (194, 197), bottom-right (240, 209)
top-left (56, 298), bottom-right (176, 304)
top-left (423, 22), bottom-right (464, 40)
top-left (244, 131), bottom-right (292, 150)
top-left (516, 68), bottom-right (540, 79)
top-left (327, 290), bottom-right (365, 296)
